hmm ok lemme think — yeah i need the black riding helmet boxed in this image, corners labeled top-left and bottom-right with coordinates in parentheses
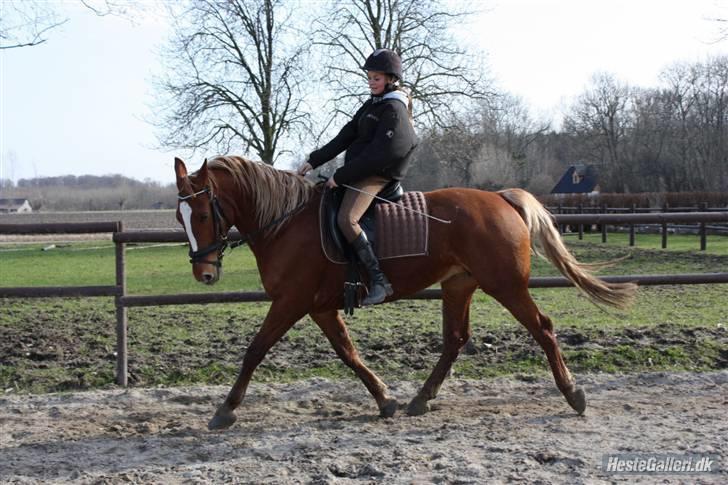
top-left (362, 49), bottom-right (403, 81)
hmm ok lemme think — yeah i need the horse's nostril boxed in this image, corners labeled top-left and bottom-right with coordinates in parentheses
top-left (202, 273), bottom-right (214, 283)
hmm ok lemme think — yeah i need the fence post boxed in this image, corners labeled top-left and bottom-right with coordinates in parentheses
top-left (578, 204), bottom-right (584, 240)
top-left (115, 221), bottom-right (128, 386)
top-left (662, 203), bottom-right (668, 249)
top-left (601, 204), bottom-right (607, 243)
top-left (699, 202), bottom-right (707, 251)
top-left (557, 203), bottom-right (564, 234)
top-left (629, 203), bottom-right (636, 247)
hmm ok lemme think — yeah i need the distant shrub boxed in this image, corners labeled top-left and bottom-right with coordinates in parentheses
top-left (4, 183), bottom-right (177, 211)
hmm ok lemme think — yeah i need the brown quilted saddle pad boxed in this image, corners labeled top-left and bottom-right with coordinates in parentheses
top-left (320, 191), bottom-right (429, 264)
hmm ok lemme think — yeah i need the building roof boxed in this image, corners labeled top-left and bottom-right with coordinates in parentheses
top-left (550, 165), bottom-right (599, 194)
top-left (0, 198), bottom-right (31, 208)
top-left (0, 198), bottom-right (30, 210)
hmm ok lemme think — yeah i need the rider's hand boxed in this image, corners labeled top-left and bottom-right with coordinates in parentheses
top-left (297, 161), bottom-right (313, 176)
top-left (325, 176), bottom-right (338, 189)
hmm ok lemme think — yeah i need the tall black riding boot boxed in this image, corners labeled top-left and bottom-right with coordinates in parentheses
top-left (351, 232), bottom-right (393, 306)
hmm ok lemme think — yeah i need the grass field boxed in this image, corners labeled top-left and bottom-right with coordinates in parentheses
top-left (1, 233), bottom-right (727, 394)
top-left (0, 242), bottom-right (261, 294)
top-left (2, 232), bottom-right (726, 292)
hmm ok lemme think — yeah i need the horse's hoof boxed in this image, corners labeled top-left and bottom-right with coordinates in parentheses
top-left (566, 387), bottom-right (587, 415)
top-left (379, 397), bottom-right (398, 418)
top-left (406, 396), bottom-right (430, 416)
top-left (208, 410), bottom-right (237, 430)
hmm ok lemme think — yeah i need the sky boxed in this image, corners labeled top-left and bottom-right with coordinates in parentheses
top-left (1, 0), bottom-right (728, 185)
top-left (475, 0), bottom-right (728, 120)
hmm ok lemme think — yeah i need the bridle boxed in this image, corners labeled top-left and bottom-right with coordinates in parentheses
top-left (177, 186), bottom-right (308, 268)
top-left (177, 187), bottom-right (234, 268)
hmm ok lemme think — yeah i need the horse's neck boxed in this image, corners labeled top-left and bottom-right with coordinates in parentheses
top-left (217, 180), bottom-right (258, 235)
top-left (216, 170), bottom-right (321, 246)
top-left (242, 186), bottom-right (322, 248)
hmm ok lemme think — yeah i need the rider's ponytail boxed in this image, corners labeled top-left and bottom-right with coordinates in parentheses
top-left (398, 85), bottom-right (414, 125)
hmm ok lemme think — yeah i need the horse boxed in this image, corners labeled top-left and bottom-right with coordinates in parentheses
top-left (174, 155), bottom-right (637, 430)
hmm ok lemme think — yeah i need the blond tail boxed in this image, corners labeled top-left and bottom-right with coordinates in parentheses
top-left (498, 188), bottom-right (637, 309)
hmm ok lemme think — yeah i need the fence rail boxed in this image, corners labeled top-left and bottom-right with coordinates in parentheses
top-left (547, 205), bottom-right (728, 213)
top-left (551, 211), bottom-right (728, 250)
top-left (2, 211), bottom-right (728, 386)
top-left (554, 212), bottom-right (728, 224)
top-left (0, 222), bottom-right (119, 234)
top-left (1, 286), bottom-right (122, 298)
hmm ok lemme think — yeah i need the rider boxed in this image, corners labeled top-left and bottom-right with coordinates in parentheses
top-left (298, 48), bottom-right (418, 305)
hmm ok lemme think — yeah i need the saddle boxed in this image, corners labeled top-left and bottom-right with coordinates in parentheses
top-left (319, 182), bottom-right (429, 314)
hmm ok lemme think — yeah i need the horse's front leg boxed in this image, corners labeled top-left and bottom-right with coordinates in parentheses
top-left (208, 298), bottom-right (308, 430)
top-left (310, 310), bottom-right (398, 418)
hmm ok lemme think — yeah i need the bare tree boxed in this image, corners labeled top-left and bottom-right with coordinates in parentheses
top-left (630, 58), bottom-right (728, 193)
top-left (563, 73), bottom-right (633, 192)
top-left (413, 94), bottom-right (549, 190)
top-left (424, 114), bottom-right (484, 187)
top-left (80, 0), bottom-right (136, 17)
top-left (155, 0), bottom-right (309, 164)
top-left (80, 0), bottom-right (164, 21)
top-left (313, 0), bottom-right (494, 129)
top-left (691, 57), bottom-right (728, 191)
top-left (0, 1), bottom-right (158, 50)
top-left (0, 0), bottom-right (68, 50)
top-left (625, 87), bottom-right (673, 191)
top-left (658, 62), bottom-right (700, 190)
top-left (558, 60), bottom-right (728, 194)
top-left (479, 94), bottom-right (550, 188)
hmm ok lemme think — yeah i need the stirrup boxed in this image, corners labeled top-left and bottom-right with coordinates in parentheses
top-left (362, 281), bottom-right (393, 306)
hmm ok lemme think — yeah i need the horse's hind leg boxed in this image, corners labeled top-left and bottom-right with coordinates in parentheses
top-left (407, 273), bottom-right (478, 416)
top-left (493, 287), bottom-right (587, 415)
top-left (310, 310), bottom-right (398, 418)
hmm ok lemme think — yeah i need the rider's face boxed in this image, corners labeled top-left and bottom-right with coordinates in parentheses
top-left (367, 71), bottom-right (390, 95)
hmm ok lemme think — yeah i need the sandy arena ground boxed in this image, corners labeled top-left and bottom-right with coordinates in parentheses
top-left (0, 371), bottom-right (726, 484)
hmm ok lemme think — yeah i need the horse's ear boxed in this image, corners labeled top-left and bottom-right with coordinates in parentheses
top-left (197, 158), bottom-right (209, 183)
top-left (174, 157), bottom-right (188, 180)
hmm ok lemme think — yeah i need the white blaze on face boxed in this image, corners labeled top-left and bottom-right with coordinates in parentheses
top-left (179, 201), bottom-right (198, 252)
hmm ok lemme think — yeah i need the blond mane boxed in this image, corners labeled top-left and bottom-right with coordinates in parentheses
top-left (207, 156), bottom-right (316, 236)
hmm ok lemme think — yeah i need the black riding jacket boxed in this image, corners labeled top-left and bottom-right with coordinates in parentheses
top-left (308, 95), bottom-right (418, 186)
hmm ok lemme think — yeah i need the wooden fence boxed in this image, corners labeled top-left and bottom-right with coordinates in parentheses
top-left (2, 211), bottom-right (728, 386)
top-left (549, 205), bottom-right (728, 249)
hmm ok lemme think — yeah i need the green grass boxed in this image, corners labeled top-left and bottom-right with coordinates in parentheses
top-left (1, 234), bottom-right (727, 393)
top-left (0, 242), bottom-right (261, 294)
top-left (1, 233), bottom-right (725, 291)
top-left (562, 231), bottom-right (728, 254)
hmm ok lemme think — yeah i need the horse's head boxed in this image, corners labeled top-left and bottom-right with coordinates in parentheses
top-left (174, 157), bottom-right (228, 285)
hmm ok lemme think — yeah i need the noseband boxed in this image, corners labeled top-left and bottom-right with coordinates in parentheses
top-left (178, 187), bottom-right (231, 267)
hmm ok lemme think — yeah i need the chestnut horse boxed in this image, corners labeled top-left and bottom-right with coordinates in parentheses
top-left (174, 155), bottom-right (636, 430)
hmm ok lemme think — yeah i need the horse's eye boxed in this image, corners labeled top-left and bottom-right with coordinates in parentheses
top-left (200, 213), bottom-right (210, 222)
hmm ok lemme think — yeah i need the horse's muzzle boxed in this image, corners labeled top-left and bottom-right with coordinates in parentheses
top-left (201, 271), bottom-right (218, 285)
top-left (194, 263), bottom-right (221, 285)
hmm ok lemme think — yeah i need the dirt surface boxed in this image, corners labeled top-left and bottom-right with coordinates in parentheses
top-left (1, 372), bottom-right (726, 484)
top-left (2, 293), bottom-right (727, 392)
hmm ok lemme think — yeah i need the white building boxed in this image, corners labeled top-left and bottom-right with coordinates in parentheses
top-left (0, 198), bottom-right (33, 213)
